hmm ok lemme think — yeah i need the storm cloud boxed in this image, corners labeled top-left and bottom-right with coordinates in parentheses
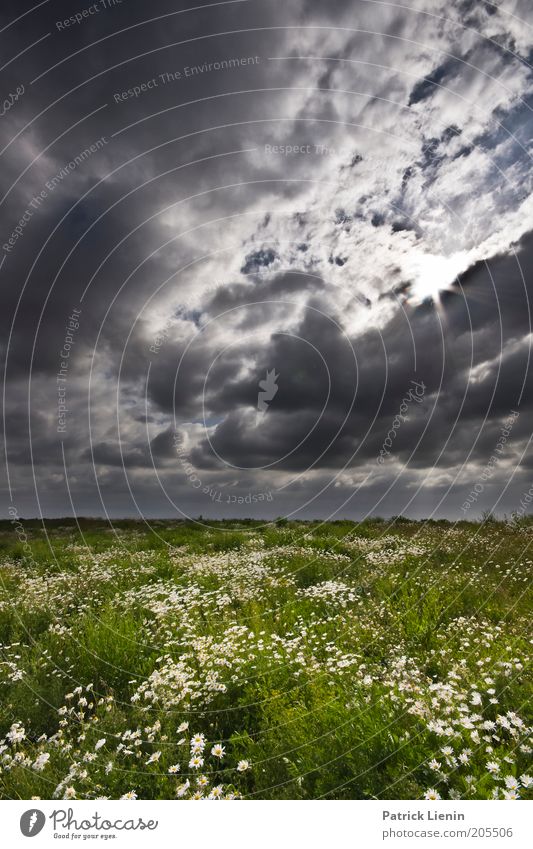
top-left (1, 0), bottom-right (533, 520)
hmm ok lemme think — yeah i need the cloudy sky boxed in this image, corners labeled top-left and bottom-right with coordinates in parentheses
top-left (1, 0), bottom-right (533, 520)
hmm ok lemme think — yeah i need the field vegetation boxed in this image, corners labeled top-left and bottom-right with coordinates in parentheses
top-left (0, 517), bottom-right (531, 800)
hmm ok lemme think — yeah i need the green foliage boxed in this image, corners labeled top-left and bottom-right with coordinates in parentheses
top-left (0, 519), bottom-right (531, 800)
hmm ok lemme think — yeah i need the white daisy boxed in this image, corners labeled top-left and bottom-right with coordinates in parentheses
top-left (424, 788), bottom-right (441, 800)
top-left (502, 790), bottom-right (519, 800)
top-left (176, 780), bottom-right (190, 798)
top-left (211, 743), bottom-right (225, 759)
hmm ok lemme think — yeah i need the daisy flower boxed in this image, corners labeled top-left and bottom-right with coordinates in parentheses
top-left (424, 789), bottom-right (441, 800)
top-left (502, 790), bottom-right (519, 800)
top-left (211, 743), bottom-right (225, 759)
top-left (190, 733), bottom-right (205, 751)
top-left (32, 753), bottom-right (50, 771)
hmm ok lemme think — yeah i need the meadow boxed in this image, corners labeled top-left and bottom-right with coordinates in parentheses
top-left (0, 517), bottom-right (531, 801)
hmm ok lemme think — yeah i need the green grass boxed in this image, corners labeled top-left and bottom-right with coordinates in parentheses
top-left (0, 518), bottom-right (531, 800)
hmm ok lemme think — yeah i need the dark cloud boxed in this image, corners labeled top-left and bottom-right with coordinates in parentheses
top-left (1, 0), bottom-right (533, 519)
top-left (408, 61), bottom-right (455, 107)
top-left (240, 248), bottom-right (278, 274)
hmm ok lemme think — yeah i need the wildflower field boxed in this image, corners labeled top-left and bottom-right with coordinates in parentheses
top-left (0, 518), bottom-right (531, 801)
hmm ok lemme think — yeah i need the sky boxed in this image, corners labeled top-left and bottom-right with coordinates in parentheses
top-left (1, 0), bottom-right (533, 521)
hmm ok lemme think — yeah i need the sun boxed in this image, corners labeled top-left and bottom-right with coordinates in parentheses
top-left (408, 252), bottom-right (470, 304)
